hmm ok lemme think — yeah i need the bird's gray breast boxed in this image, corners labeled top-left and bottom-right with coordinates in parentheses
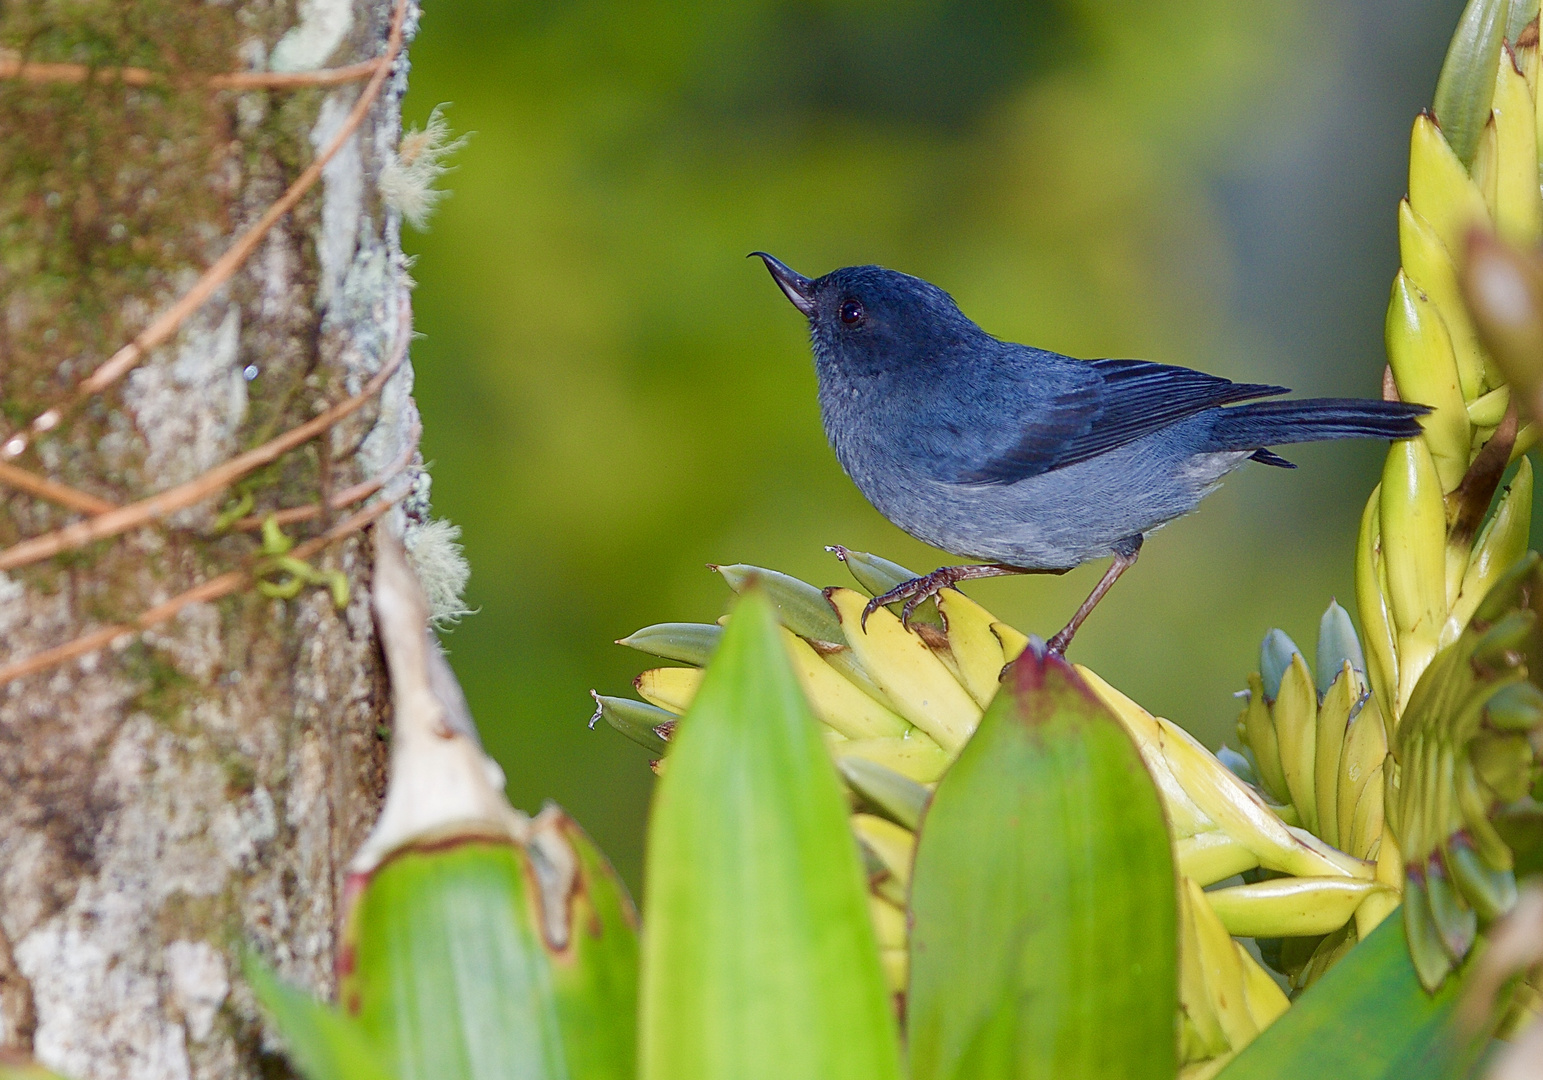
top-left (819, 381), bottom-right (1249, 568)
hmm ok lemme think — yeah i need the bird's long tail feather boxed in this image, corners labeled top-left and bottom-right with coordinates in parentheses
top-left (1207, 398), bottom-right (1429, 453)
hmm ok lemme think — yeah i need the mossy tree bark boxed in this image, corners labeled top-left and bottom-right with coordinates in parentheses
top-left (0, 2), bottom-right (423, 1077)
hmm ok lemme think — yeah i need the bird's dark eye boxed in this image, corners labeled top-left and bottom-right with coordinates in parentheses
top-left (839, 299), bottom-right (864, 325)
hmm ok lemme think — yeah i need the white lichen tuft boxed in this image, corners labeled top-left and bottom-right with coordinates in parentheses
top-left (404, 518), bottom-right (473, 627)
top-left (379, 106), bottom-right (469, 230)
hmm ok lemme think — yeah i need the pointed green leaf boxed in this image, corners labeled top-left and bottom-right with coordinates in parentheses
top-left (1216, 909), bottom-right (1483, 1080)
top-left (616, 622), bottom-right (722, 666)
top-left (829, 546), bottom-right (918, 596)
top-left (341, 815), bottom-right (637, 1080)
top-left (640, 588), bottom-right (902, 1080)
top-left (712, 564), bottom-right (846, 645)
top-left (590, 693), bottom-right (672, 755)
top-left (837, 755), bottom-right (930, 830)
top-left (244, 953), bottom-right (397, 1080)
top-left (907, 648), bottom-right (1177, 1080)
top-left (1432, 0), bottom-right (1510, 167)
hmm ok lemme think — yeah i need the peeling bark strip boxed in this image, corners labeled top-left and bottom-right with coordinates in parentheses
top-left (0, 1), bottom-right (427, 1077)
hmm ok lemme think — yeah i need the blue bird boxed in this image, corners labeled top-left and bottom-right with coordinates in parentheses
top-left (753, 254), bottom-right (1428, 654)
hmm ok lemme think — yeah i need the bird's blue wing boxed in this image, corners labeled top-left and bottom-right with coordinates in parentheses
top-left (957, 357), bottom-right (1288, 485)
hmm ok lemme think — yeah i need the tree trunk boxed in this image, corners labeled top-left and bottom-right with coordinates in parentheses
top-left (0, 2), bottom-right (422, 1076)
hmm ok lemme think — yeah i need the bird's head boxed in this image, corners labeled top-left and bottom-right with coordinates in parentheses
top-left (751, 253), bottom-right (982, 376)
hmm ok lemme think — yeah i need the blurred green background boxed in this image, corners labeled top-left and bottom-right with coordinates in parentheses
top-left (403, 0), bottom-right (1480, 890)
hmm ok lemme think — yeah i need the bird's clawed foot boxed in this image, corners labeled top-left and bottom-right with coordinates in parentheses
top-left (861, 567), bottom-right (966, 631)
top-left (859, 562), bottom-right (1029, 632)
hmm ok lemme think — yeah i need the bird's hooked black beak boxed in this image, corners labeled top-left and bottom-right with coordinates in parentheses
top-left (750, 252), bottom-right (817, 318)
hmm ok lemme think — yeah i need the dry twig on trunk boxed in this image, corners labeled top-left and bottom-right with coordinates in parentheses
top-left (0, 52), bottom-right (385, 89)
top-left (0, 306), bottom-right (410, 574)
top-left (0, 498), bottom-right (399, 688)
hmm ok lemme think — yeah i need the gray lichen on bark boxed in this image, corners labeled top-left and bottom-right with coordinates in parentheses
top-left (0, 1), bottom-right (429, 1076)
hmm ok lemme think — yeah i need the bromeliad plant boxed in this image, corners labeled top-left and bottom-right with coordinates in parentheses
top-left (275, 530), bottom-right (1193, 1080)
top-left (14, 2), bottom-right (1543, 1080)
top-left (610, 555), bottom-right (1367, 1066)
top-left (224, 537), bottom-right (1532, 1080)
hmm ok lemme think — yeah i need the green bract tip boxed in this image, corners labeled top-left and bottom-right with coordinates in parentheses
top-left (1260, 629), bottom-right (1303, 702)
top-left (1316, 601), bottom-right (1365, 697)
